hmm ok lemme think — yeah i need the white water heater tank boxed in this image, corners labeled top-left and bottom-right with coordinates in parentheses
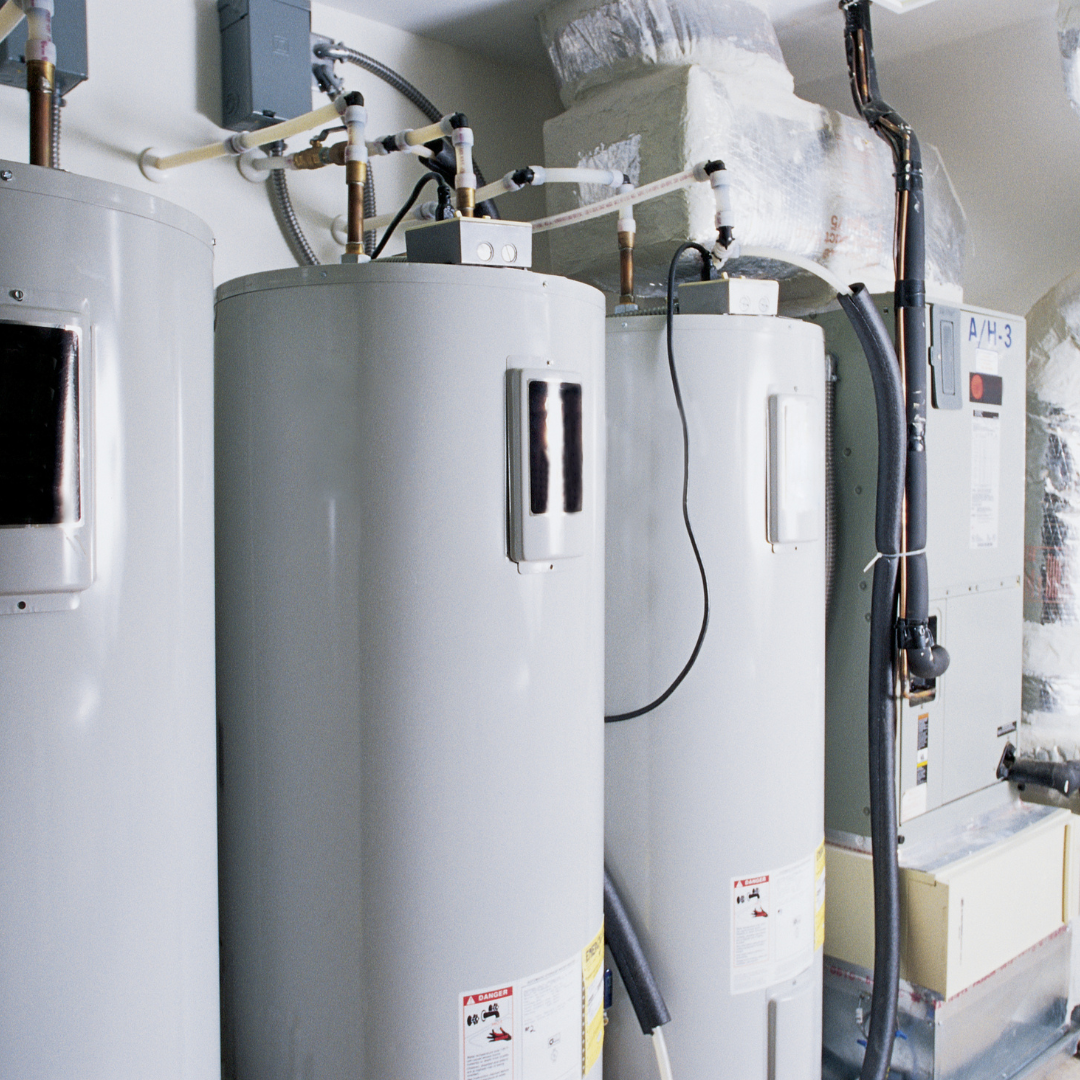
top-left (0, 162), bottom-right (219, 1077)
top-left (604, 311), bottom-right (826, 1080)
top-left (214, 261), bottom-right (606, 1080)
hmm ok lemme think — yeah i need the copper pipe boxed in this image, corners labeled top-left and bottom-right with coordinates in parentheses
top-left (345, 160), bottom-right (367, 256)
top-left (618, 230), bottom-right (635, 305)
top-left (27, 59), bottom-right (54, 168)
top-left (456, 185), bottom-right (475, 218)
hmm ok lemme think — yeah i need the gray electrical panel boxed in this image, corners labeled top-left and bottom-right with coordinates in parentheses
top-left (809, 297), bottom-right (1026, 840)
top-left (218, 0), bottom-right (311, 132)
top-left (0, 0), bottom-right (87, 97)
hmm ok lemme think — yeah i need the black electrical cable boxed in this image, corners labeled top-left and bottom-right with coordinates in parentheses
top-left (371, 171), bottom-right (450, 259)
top-left (605, 242), bottom-right (712, 724)
top-left (837, 283), bottom-right (906, 1080)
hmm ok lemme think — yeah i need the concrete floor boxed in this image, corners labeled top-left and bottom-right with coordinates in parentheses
top-left (1031, 1049), bottom-right (1080, 1079)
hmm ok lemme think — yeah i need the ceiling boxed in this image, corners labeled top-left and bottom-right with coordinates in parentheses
top-left (317, 0), bottom-right (1055, 84)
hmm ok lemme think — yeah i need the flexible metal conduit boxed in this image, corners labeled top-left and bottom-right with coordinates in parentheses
top-left (267, 142), bottom-right (320, 266)
top-left (49, 89), bottom-right (60, 169)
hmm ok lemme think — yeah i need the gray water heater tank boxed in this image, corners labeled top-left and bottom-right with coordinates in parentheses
top-left (0, 161), bottom-right (219, 1078)
top-left (604, 311), bottom-right (826, 1080)
top-left (214, 261), bottom-right (607, 1080)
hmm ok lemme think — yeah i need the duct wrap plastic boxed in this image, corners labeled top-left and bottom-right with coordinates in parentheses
top-left (1023, 270), bottom-right (1080, 761)
top-left (1058, 1), bottom-right (1080, 118)
top-left (540, 0), bottom-right (966, 307)
top-left (539, 0), bottom-right (792, 107)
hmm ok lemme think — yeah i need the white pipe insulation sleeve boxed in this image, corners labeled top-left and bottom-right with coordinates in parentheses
top-left (344, 103), bottom-right (368, 164)
top-left (540, 167), bottom-right (623, 188)
top-left (709, 166), bottom-right (734, 233)
top-left (0, 1), bottom-right (25, 49)
top-left (452, 126), bottom-right (475, 191)
top-left (401, 115), bottom-right (455, 148)
top-left (736, 244), bottom-right (852, 295)
top-left (23, 0), bottom-right (55, 64)
top-left (530, 165), bottom-right (700, 233)
top-left (617, 182), bottom-right (636, 232)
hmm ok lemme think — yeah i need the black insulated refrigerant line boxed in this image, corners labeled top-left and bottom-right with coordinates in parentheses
top-left (604, 869), bottom-right (671, 1035)
top-left (837, 285), bottom-right (906, 1080)
top-left (842, 0), bottom-right (949, 684)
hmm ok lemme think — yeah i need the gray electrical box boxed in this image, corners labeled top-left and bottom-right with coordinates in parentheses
top-left (218, 0), bottom-right (311, 132)
top-left (809, 297), bottom-right (1026, 840)
top-left (0, 0), bottom-right (87, 97)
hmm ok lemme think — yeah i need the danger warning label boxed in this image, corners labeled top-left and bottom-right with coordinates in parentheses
top-left (459, 923), bottom-right (604, 1080)
top-left (462, 986), bottom-right (514, 1080)
top-left (731, 850), bottom-right (817, 995)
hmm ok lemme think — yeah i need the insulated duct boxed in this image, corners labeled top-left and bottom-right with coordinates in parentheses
top-left (539, 0), bottom-right (966, 305)
top-left (1023, 270), bottom-right (1080, 766)
top-left (1059, 1), bottom-right (1080, 117)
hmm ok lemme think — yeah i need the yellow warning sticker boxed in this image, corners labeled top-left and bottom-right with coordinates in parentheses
top-left (582, 921), bottom-right (604, 1076)
top-left (814, 839), bottom-right (826, 951)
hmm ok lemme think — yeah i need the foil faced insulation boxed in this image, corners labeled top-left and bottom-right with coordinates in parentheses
top-left (539, 0), bottom-right (791, 107)
top-left (1023, 270), bottom-right (1080, 761)
top-left (1058, 1), bottom-right (1080, 118)
top-left (540, 0), bottom-right (966, 307)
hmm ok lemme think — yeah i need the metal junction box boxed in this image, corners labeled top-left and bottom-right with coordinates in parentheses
top-left (405, 218), bottom-right (533, 269)
top-left (218, 0), bottom-right (311, 132)
top-left (809, 298), bottom-right (1026, 840)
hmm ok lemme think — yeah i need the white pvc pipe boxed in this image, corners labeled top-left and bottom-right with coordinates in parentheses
top-left (540, 167), bottom-right (624, 188)
top-left (652, 1028), bottom-right (674, 1080)
top-left (146, 99), bottom-right (345, 172)
top-left (738, 244), bottom-right (853, 296)
top-left (0, 1), bottom-right (26, 48)
top-left (474, 166), bottom-right (625, 205)
top-left (530, 166), bottom-right (701, 234)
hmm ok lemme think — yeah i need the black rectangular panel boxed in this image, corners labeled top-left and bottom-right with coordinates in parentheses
top-left (528, 380), bottom-right (550, 516)
top-left (0, 322), bottom-right (80, 526)
top-left (560, 382), bottom-right (583, 514)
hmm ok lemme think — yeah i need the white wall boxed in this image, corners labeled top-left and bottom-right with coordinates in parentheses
top-left (0, 0), bottom-right (560, 288)
top-left (3, 1), bottom-right (1072, 316)
top-left (792, 4), bottom-right (1080, 317)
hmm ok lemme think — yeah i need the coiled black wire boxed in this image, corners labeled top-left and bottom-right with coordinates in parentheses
top-left (372, 171), bottom-right (451, 259)
top-left (605, 243), bottom-right (712, 723)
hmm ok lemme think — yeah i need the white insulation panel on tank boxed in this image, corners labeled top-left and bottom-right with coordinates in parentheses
top-left (604, 313), bottom-right (826, 1080)
top-left (214, 261), bottom-right (606, 1080)
top-left (0, 162), bottom-right (220, 1078)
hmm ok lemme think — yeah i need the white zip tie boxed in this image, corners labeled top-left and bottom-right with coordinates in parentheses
top-left (863, 548), bottom-right (927, 574)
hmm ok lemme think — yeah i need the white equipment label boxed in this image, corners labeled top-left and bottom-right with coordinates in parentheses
top-left (970, 410), bottom-right (1001, 549)
top-left (460, 925), bottom-right (604, 1080)
top-left (731, 849), bottom-right (817, 994)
